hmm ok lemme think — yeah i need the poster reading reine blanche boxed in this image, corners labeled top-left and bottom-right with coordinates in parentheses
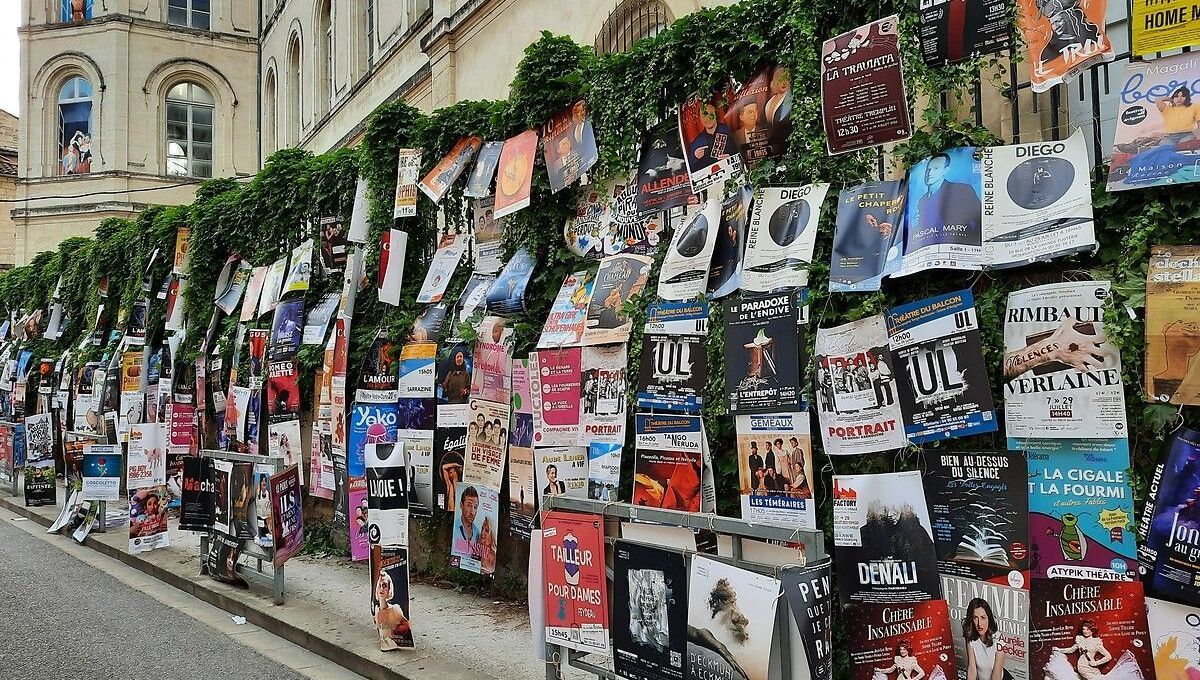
top-left (686, 556), bottom-right (778, 680)
top-left (636, 300), bottom-right (709, 414)
top-left (1028, 441), bottom-right (1138, 581)
top-left (833, 471), bottom-right (941, 606)
top-left (814, 315), bottom-right (906, 456)
top-left (419, 136), bottom-right (480, 204)
top-left (657, 198), bottom-right (721, 301)
top-left (899, 147), bottom-right (984, 276)
top-left (917, 0), bottom-right (1010, 65)
top-left (543, 100), bottom-right (599, 194)
top-left (941, 574), bottom-right (1030, 680)
top-left (780, 561), bottom-right (835, 680)
top-left (1145, 246), bottom-right (1200, 404)
top-left (1018, 0), bottom-right (1113, 93)
top-left (494, 129), bottom-right (538, 219)
top-left (1140, 427), bottom-right (1200, 606)
top-left (886, 289), bottom-right (997, 443)
top-left (678, 85), bottom-right (743, 192)
top-left (542, 510), bottom-right (609, 654)
top-left (635, 123), bottom-right (695, 215)
top-left (845, 599), bottom-right (958, 680)
top-left (925, 450), bottom-right (1030, 586)
top-left (582, 253), bottom-right (653, 346)
top-left (612, 541), bottom-right (688, 680)
top-left (1029, 580), bottom-right (1154, 680)
top-left (633, 414), bottom-right (705, 513)
top-left (830, 181), bottom-right (905, 292)
top-left (724, 291), bottom-right (803, 414)
top-left (735, 411), bottom-right (815, 529)
top-left (1109, 54), bottom-right (1200, 191)
top-left (821, 16), bottom-right (912, 155)
top-left (742, 184), bottom-right (827, 293)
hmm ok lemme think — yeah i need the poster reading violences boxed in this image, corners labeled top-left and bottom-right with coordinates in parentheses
top-left (821, 16), bottom-right (912, 154)
top-left (1131, 0), bottom-right (1200, 56)
top-left (1017, 0), bottom-right (1113, 93)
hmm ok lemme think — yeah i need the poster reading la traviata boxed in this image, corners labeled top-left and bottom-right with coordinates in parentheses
top-left (734, 411), bottom-right (815, 529)
top-left (845, 599), bottom-right (958, 680)
top-left (741, 184), bottom-right (828, 293)
top-left (724, 291), bottom-right (803, 414)
top-left (821, 16), bottom-right (912, 155)
top-left (887, 289), bottom-right (997, 443)
top-left (917, 0), bottom-right (1010, 65)
top-left (941, 574), bottom-right (1030, 680)
top-left (1108, 52), bottom-right (1200, 191)
top-left (612, 540), bottom-right (688, 680)
top-left (830, 181), bottom-right (905, 292)
top-left (636, 300), bottom-right (709, 414)
top-left (542, 511), bottom-right (609, 654)
top-left (1003, 281), bottom-right (1126, 446)
top-left (686, 556), bottom-right (778, 680)
top-left (814, 315), bottom-right (906, 455)
top-left (1141, 427), bottom-right (1200, 607)
top-left (1029, 580), bottom-right (1154, 680)
top-left (833, 471), bottom-right (941, 606)
top-left (1145, 246), bottom-right (1200, 404)
top-left (1017, 0), bottom-right (1113, 93)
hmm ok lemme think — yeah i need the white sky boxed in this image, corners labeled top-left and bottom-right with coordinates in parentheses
top-left (0, 3), bottom-right (19, 116)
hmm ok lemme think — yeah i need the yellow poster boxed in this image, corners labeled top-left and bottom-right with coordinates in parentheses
top-left (1145, 245), bottom-right (1200, 404)
top-left (1131, 0), bottom-right (1200, 56)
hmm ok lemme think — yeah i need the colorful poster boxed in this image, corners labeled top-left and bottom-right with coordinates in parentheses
top-left (635, 123), bottom-right (695, 215)
top-left (845, 599), bottom-right (958, 680)
top-left (530, 347), bottom-right (582, 447)
top-left (833, 471), bottom-right (941, 605)
top-left (464, 140), bottom-right (503, 198)
top-left (419, 136), bottom-right (479, 204)
top-left (657, 198), bottom-right (720, 301)
top-left (349, 476), bottom-right (369, 561)
top-left (213, 258), bottom-right (252, 315)
top-left (830, 181), bottom-right (905, 292)
top-left (1145, 595), bottom-right (1200, 680)
top-left (534, 446), bottom-right (587, 506)
top-left (678, 85), bottom-right (743, 192)
top-left (494, 130), bottom-right (537, 219)
top-left (686, 556), bottom-right (778, 680)
top-left (537, 271), bottom-right (594, 349)
top-left (582, 253), bottom-right (653, 345)
top-left (612, 541), bottom-right (688, 680)
top-left (780, 561), bottom-right (835, 680)
top-left (543, 100), bottom-right (599, 193)
top-left (633, 414), bottom-right (704, 513)
top-left (886, 289), bottom-right (998, 443)
top-left (450, 483), bottom-right (499, 575)
top-left (23, 461), bottom-right (56, 506)
top-left (347, 401), bottom-right (398, 479)
top-left (267, 359), bottom-right (301, 420)
top-left (393, 147), bottom-right (422, 217)
top-left (586, 443), bottom-right (622, 501)
top-left (436, 342), bottom-right (473, 406)
top-left (270, 297), bottom-right (304, 359)
top-left (302, 291), bottom-right (341, 345)
top-left (542, 510), bottom-right (609, 654)
top-left (1141, 427), bottom-right (1200, 606)
top-left (463, 397), bottom-right (509, 490)
top-left (470, 316), bottom-right (512, 404)
top-left (735, 411), bottom-right (814, 529)
top-left (636, 300), bottom-right (709, 414)
top-left (814, 315), bottom-right (906, 455)
top-left (1018, 0), bottom-right (1113, 93)
top-left (742, 184), bottom-right (827, 293)
top-left (942, 574), bottom-right (1030, 680)
top-left (821, 16), bottom-right (912, 154)
top-left (455, 272), bottom-right (495, 325)
top-left (1028, 440), bottom-right (1137, 581)
top-left (269, 464), bottom-right (304, 567)
top-left (900, 147), bottom-right (984, 276)
top-left (1132, 0), bottom-right (1200, 55)
top-left (917, 0), bottom-right (1010, 65)
top-left (485, 248), bottom-right (536, 316)
top-left (471, 196), bottom-right (504, 275)
top-left (180, 455), bottom-right (214, 532)
top-left (416, 234), bottom-right (466, 304)
top-left (370, 545), bottom-right (414, 651)
top-left (508, 358), bottom-right (536, 539)
top-left (319, 214), bottom-right (348, 273)
top-left (1003, 281), bottom-right (1126, 446)
top-left (1145, 246), bottom-right (1200, 404)
top-left (727, 63), bottom-right (792, 166)
top-left (723, 291), bottom-right (803, 414)
top-left (433, 418), bottom-right (466, 512)
top-left (129, 485), bottom-right (170, 553)
top-left (1029, 580), bottom-right (1154, 680)
top-left (403, 436), bottom-right (434, 517)
top-left (283, 239), bottom-right (313, 294)
top-left (126, 424), bottom-right (165, 489)
top-left (80, 445), bottom-right (121, 501)
top-left (579, 344), bottom-right (627, 447)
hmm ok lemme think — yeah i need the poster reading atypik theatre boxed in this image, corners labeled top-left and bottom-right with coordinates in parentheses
top-left (821, 16), bottom-right (912, 155)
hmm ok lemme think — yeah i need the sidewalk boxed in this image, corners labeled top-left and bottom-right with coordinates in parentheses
top-left (0, 486), bottom-right (554, 680)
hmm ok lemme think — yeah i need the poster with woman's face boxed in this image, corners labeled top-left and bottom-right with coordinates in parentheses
top-left (1107, 53), bottom-right (1200, 192)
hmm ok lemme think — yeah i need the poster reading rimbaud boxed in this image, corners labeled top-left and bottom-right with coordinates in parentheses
top-left (724, 291), bottom-right (803, 414)
top-left (726, 64), bottom-right (793, 166)
top-left (1145, 245), bottom-right (1200, 404)
top-left (542, 511), bottom-right (609, 654)
top-left (1029, 580), bottom-right (1154, 680)
top-left (917, 0), bottom-right (1010, 65)
top-left (1003, 281), bottom-right (1126, 447)
top-left (1140, 427), bottom-right (1200, 606)
top-left (636, 300), bottom-right (709, 414)
top-left (1018, 0), bottom-right (1113, 93)
top-left (780, 561), bottom-right (835, 680)
top-left (833, 471), bottom-right (941, 605)
top-left (543, 100), bottom-right (599, 194)
top-left (582, 253), bottom-right (653, 346)
top-left (612, 541), bottom-right (688, 680)
top-left (821, 16), bottom-right (912, 155)
top-left (633, 414), bottom-right (705, 513)
top-left (735, 411), bottom-right (815, 529)
top-left (686, 556), bottom-right (778, 680)
top-left (494, 130), bottom-right (538, 219)
top-left (845, 599), bottom-right (958, 680)
top-left (678, 85), bottom-right (742, 192)
top-left (419, 136), bottom-right (480, 204)
top-left (814, 315), bottom-right (906, 455)
top-left (741, 184), bottom-right (828, 292)
top-left (1131, 0), bottom-right (1200, 55)
top-left (1113, 57), bottom-right (1200, 192)
top-left (635, 123), bottom-right (695, 215)
top-left (830, 181), bottom-right (905, 292)
top-left (887, 289), bottom-right (997, 443)
top-left (900, 147), bottom-right (984, 275)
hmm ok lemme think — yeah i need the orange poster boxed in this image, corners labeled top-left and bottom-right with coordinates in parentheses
top-left (493, 129), bottom-right (538, 219)
top-left (1018, 0), bottom-right (1114, 93)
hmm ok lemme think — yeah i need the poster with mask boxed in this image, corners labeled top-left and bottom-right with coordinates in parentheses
top-left (1133, 427), bottom-right (1200, 605)
top-left (485, 248), bottom-right (535, 316)
top-left (635, 123), bottom-right (695, 215)
top-left (420, 136), bottom-right (480, 204)
top-left (1145, 246), bottom-right (1200, 405)
top-left (1028, 580), bottom-right (1153, 680)
top-left (845, 599), bottom-right (958, 680)
top-left (416, 234), bottom-right (467, 304)
top-left (821, 16), bottom-right (912, 154)
top-left (917, 0), bottom-right (1010, 65)
top-left (657, 198), bottom-right (721, 301)
top-left (582, 253), bottom-right (653, 346)
top-left (578, 344), bottom-right (628, 447)
top-left (886, 289), bottom-right (997, 443)
top-left (723, 291), bottom-right (803, 414)
top-left (537, 271), bottom-right (594, 349)
top-left (830, 181), bottom-right (906, 292)
top-left (814, 315), bottom-right (906, 455)
top-left (686, 556), bottom-right (778, 680)
top-left (899, 147), bottom-right (984, 276)
top-left (393, 148), bottom-right (422, 217)
top-left (727, 64), bottom-right (793, 166)
top-left (471, 196), bottom-right (504, 275)
top-left (636, 300), bottom-right (709, 414)
top-left (742, 184), bottom-right (828, 293)
top-left (494, 130), bottom-right (538, 219)
top-left (707, 185), bottom-right (752, 299)
top-left (464, 140), bottom-right (504, 198)
top-left (678, 85), bottom-right (743, 192)
top-left (941, 574), bottom-right (1030, 680)
top-left (1108, 52), bottom-right (1200, 192)
top-left (543, 100), bottom-right (599, 194)
top-left (1018, 0), bottom-right (1113, 93)
top-left (734, 411), bottom-right (815, 529)
top-left (611, 540), bottom-right (688, 680)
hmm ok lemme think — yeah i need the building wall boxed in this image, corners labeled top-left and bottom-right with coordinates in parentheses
top-left (0, 109), bottom-right (18, 269)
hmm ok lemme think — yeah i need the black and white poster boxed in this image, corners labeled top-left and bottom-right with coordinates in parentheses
top-left (742, 184), bottom-right (829, 293)
top-left (657, 198), bottom-right (721, 301)
top-left (830, 181), bottom-right (905, 293)
top-left (366, 442), bottom-right (409, 549)
top-left (780, 560), bottom-right (835, 680)
top-left (723, 291), bottom-right (803, 414)
top-left (686, 556), bottom-right (778, 680)
top-left (814, 315), bottom-right (906, 455)
top-left (917, 0), bottom-right (1011, 65)
top-left (636, 300), bottom-right (709, 414)
top-left (612, 540), bottom-right (688, 680)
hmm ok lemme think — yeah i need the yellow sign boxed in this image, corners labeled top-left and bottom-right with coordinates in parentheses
top-left (1131, 0), bottom-right (1200, 56)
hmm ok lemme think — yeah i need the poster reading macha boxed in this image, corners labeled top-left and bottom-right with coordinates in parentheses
top-left (611, 541), bottom-right (688, 680)
top-left (542, 511), bottom-right (609, 654)
top-left (1145, 245), bottom-right (1200, 404)
top-left (821, 16), bottom-right (912, 155)
top-left (814, 315), bottom-right (906, 455)
top-left (1107, 52), bottom-right (1200, 192)
top-left (724, 291), bottom-right (803, 414)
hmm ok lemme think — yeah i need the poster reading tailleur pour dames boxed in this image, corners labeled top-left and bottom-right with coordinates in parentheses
top-left (1028, 441), bottom-right (1138, 581)
top-left (982, 132), bottom-right (1096, 268)
top-left (494, 129), bottom-right (538, 219)
top-left (579, 344), bottom-right (628, 447)
top-left (687, 556), bottom-right (778, 680)
top-left (1018, 0), bottom-right (1113, 93)
top-left (657, 198), bottom-right (721, 301)
top-left (742, 184), bottom-right (828, 293)
top-left (530, 347), bottom-right (582, 447)
top-left (534, 446), bottom-right (587, 507)
top-left (724, 291), bottom-right (803, 414)
top-left (612, 541), bottom-right (688, 680)
top-left (845, 599), bottom-right (958, 680)
top-left (821, 16), bottom-right (912, 155)
top-left (830, 181), bottom-right (905, 292)
top-left (1141, 427), bottom-right (1200, 606)
top-left (833, 471), bottom-right (941, 605)
top-left (636, 300), bottom-right (709, 414)
top-left (370, 545), bottom-right (415, 651)
top-left (542, 510), bottom-right (609, 654)
top-left (419, 136), bottom-right (480, 204)
top-left (537, 271), bottom-right (594, 349)
top-left (735, 412), bottom-right (815, 530)
top-left (918, 0), bottom-right (1010, 65)
top-left (887, 289), bottom-right (997, 444)
top-left (1146, 246), bottom-right (1200, 405)
top-left (941, 575), bottom-right (1030, 680)
top-left (1003, 281), bottom-right (1126, 446)
top-left (899, 147), bottom-right (984, 276)
top-left (925, 450), bottom-right (1030, 586)
top-left (393, 148), bottom-right (422, 218)
top-left (678, 85), bottom-right (742, 192)
top-left (1108, 52), bottom-right (1200, 191)
top-left (582, 253), bottom-right (653, 346)
top-left (635, 123), bottom-right (695, 215)
top-left (780, 561), bottom-right (835, 680)
top-left (1029, 580), bottom-right (1154, 680)
top-left (1132, 0), bottom-right (1200, 55)
top-left (543, 100), bottom-right (599, 194)
top-left (814, 315), bottom-right (906, 456)
top-left (633, 414), bottom-right (706, 513)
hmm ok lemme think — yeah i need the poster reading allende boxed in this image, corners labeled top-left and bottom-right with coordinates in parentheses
top-left (724, 291), bottom-right (803, 414)
top-left (686, 556), bottom-right (778, 680)
top-left (419, 136), bottom-right (480, 204)
top-left (635, 123), bottom-right (695, 215)
top-left (918, 0), bottom-right (1010, 65)
top-left (1145, 246), bottom-right (1200, 404)
top-left (830, 181), bottom-right (904, 292)
top-left (821, 16), bottom-right (912, 155)
top-left (741, 184), bottom-right (828, 293)
top-left (1108, 52), bottom-right (1200, 192)
top-left (543, 100), bottom-right (599, 194)
top-left (1018, 0), bottom-right (1113, 93)
top-left (814, 315), bottom-right (906, 456)
top-left (612, 541), bottom-right (688, 680)
top-left (1131, 0), bottom-right (1200, 56)
top-left (678, 85), bottom-right (743, 192)
top-left (1003, 281), bottom-right (1126, 446)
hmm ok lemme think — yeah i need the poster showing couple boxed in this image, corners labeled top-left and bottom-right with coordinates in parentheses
top-left (814, 315), bottom-right (906, 456)
top-left (734, 412), bottom-right (815, 530)
top-left (1108, 53), bottom-right (1200, 192)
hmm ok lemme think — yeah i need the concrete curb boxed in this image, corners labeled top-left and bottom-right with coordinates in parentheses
top-left (0, 493), bottom-right (471, 680)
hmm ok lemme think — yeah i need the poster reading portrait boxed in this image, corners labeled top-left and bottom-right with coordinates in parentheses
top-left (542, 511), bottom-right (609, 654)
top-left (420, 136), bottom-right (480, 204)
top-left (1139, 427), bottom-right (1200, 606)
top-left (734, 411), bottom-right (815, 529)
top-left (821, 16), bottom-right (912, 154)
top-left (579, 344), bottom-right (628, 447)
top-left (845, 599), bottom-right (958, 680)
top-left (633, 414), bottom-right (704, 513)
top-left (1018, 0), bottom-right (1113, 93)
top-left (635, 124), bottom-right (695, 215)
top-left (1029, 580), bottom-right (1153, 680)
top-left (393, 148), bottom-right (422, 218)
top-left (831, 181), bottom-right (905, 292)
top-left (678, 85), bottom-right (743, 192)
top-left (727, 64), bottom-right (793, 166)
top-left (742, 184), bottom-right (828, 293)
top-left (899, 147), bottom-right (984, 276)
top-left (1146, 245), bottom-right (1200, 404)
top-left (686, 556), bottom-right (778, 680)
top-left (494, 130), bottom-right (538, 219)
top-left (583, 253), bottom-right (653, 346)
top-left (814, 315), bottom-right (905, 455)
top-left (723, 291), bottom-right (803, 414)
top-left (941, 574), bottom-right (1030, 680)
top-left (464, 140), bottom-right (504, 198)
top-left (636, 300), bottom-right (709, 414)
top-left (612, 541), bottom-right (688, 680)
top-left (534, 445), bottom-right (587, 506)
top-left (543, 100), bottom-right (599, 194)
top-left (917, 0), bottom-right (1010, 65)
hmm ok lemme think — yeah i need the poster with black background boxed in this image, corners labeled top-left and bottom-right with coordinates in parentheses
top-left (180, 455), bottom-right (215, 532)
top-left (634, 124), bottom-right (694, 215)
top-left (821, 16), bottom-right (912, 154)
top-left (723, 291), bottom-right (803, 414)
top-left (917, 0), bottom-right (1010, 65)
top-left (830, 181), bottom-right (904, 292)
top-left (612, 540), bottom-right (688, 680)
top-left (780, 560), bottom-right (835, 680)
top-left (1141, 426), bottom-right (1200, 607)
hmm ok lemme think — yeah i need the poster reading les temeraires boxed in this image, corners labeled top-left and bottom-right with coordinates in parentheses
top-left (542, 511), bottom-right (609, 654)
top-left (821, 16), bottom-right (912, 155)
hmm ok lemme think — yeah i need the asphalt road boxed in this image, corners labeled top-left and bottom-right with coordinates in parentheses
top-left (0, 517), bottom-right (309, 679)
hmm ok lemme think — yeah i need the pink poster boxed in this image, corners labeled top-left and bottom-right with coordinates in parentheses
top-left (530, 348), bottom-right (581, 447)
top-left (349, 476), bottom-right (369, 561)
top-left (167, 402), bottom-right (195, 456)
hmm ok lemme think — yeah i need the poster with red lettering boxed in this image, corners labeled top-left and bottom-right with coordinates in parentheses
top-left (1029, 579), bottom-right (1153, 680)
top-left (541, 510), bottom-right (608, 654)
top-left (530, 347), bottom-right (582, 447)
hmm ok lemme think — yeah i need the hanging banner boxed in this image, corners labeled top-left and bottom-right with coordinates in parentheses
top-left (830, 181), bottom-right (905, 292)
top-left (494, 130), bottom-right (538, 219)
top-left (845, 599), bottom-right (958, 680)
top-left (821, 16), bottom-right (912, 154)
top-left (1018, 0), bottom-right (1113, 93)
top-left (537, 271), bottom-right (594, 349)
top-left (723, 291), bottom-right (804, 414)
top-left (780, 561), bottom-right (835, 680)
top-left (464, 140), bottom-right (503, 198)
top-left (533, 446), bottom-right (587, 506)
top-left (463, 397), bottom-right (510, 490)
top-left (611, 540), bottom-right (688, 680)
top-left (918, 0), bottom-right (1010, 65)
top-left (1029, 580), bottom-right (1154, 680)
top-left (941, 574), bottom-right (1030, 680)
top-left (450, 483), bottom-right (500, 575)
top-left (635, 300), bottom-right (709, 414)
top-left (734, 411), bottom-right (815, 529)
top-left (529, 347), bottom-right (582, 447)
top-left (886, 289), bottom-right (997, 443)
top-left (632, 414), bottom-right (704, 512)
top-left (419, 136), bottom-right (480, 204)
top-left (1138, 427), bottom-right (1200, 606)
top-left (393, 148), bottom-right (422, 218)
top-left (635, 123), bottom-right (695, 215)
top-left (485, 248), bottom-right (536, 316)
top-left (347, 177), bottom-right (370, 244)
top-left (578, 343), bottom-right (627, 447)
top-left (471, 196), bottom-right (504, 275)
top-left (129, 485), bottom-right (170, 553)
top-left (742, 184), bottom-right (827, 293)
top-left (582, 253), bottom-right (653, 346)
top-left (1146, 245), bottom-right (1200, 404)
top-left (686, 556), bottom-right (778, 680)
top-left (542, 510), bottom-right (609, 654)
top-left (1131, 0), bottom-right (1200, 55)
top-left (543, 100), bottom-right (599, 194)
top-left (678, 84), bottom-right (743, 192)
top-left (814, 315), bottom-right (906, 455)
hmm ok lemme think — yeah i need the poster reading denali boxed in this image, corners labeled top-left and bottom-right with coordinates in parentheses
top-left (1029, 580), bottom-right (1154, 680)
top-left (611, 541), bottom-right (688, 680)
top-left (814, 315), bottom-right (906, 455)
top-left (833, 471), bottom-right (941, 606)
top-left (542, 510), bottom-right (609, 654)
top-left (1145, 245), bottom-right (1200, 404)
top-left (886, 289), bottom-right (997, 443)
top-left (724, 291), bottom-right (803, 414)
top-left (821, 16), bottom-right (912, 155)
top-left (678, 85), bottom-right (743, 192)
top-left (1018, 0), bottom-right (1113, 93)
top-left (686, 556), bottom-right (778, 680)
top-left (845, 599), bottom-right (958, 680)
top-left (1003, 281), bottom-right (1126, 447)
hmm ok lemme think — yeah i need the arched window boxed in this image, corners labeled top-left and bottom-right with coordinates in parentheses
top-left (594, 0), bottom-right (672, 55)
top-left (263, 70), bottom-right (278, 156)
top-left (318, 1), bottom-right (334, 113)
top-left (168, 0), bottom-right (211, 30)
top-left (165, 82), bottom-right (214, 178)
top-left (57, 76), bottom-right (94, 175)
top-left (61, 0), bottom-right (93, 22)
top-left (287, 36), bottom-right (302, 144)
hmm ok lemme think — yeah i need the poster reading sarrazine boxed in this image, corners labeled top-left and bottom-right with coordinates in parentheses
top-left (686, 556), bottom-right (778, 680)
top-left (814, 315), bottom-right (906, 455)
top-left (821, 16), bottom-right (912, 155)
top-left (741, 184), bottom-right (828, 293)
top-left (845, 599), bottom-right (958, 680)
top-left (724, 292), bottom-right (803, 414)
top-left (1108, 52), bottom-right (1200, 191)
top-left (636, 300), bottom-right (709, 414)
top-left (1140, 427), bottom-right (1200, 607)
top-left (1003, 281), bottom-right (1126, 446)
top-left (1029, 580), bottom-right (1154, 680)
top-left (734, 412), bottom-right (815, 530)
top-left (1146, 245), bottom-right (1200, 404)
top-left (917, 0), bottom-right (1010, 65)
top-left (542, 511), bottom-right (609, 654)
top-left (612, 541), bottom-right (688, 680)
top-left (886, 289), bottom-right (997, 443)
top-left (830, 181), bottom-right (905, 292)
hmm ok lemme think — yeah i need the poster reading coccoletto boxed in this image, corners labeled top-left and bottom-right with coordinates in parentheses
top-left (814, 315), bottom-right (906, 455)
top-left (1145, 245), bottom-right (1200, 404)
top-left (821, 15), bottom-right (912, 155)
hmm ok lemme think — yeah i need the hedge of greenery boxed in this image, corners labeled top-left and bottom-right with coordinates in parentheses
top-left (2, 0), bottom-right (1196, 670)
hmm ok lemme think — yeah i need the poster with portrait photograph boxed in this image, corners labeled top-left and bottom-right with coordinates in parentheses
top-left (128, 485), bottom-right (170, 554)
top-left (470, 316), bottom-right (513, 404)
top-left (612, 540), bottom-right (688, 680)
top-left (845, 599), bottom-right (958, 680)
top-left (678, 85), bottom-right (743, 192)
top-left (636, 300), bottom-right (709, 414)
top-left (1018, 0), bottom-right (1113, 93)
top-left (814, 315), bottom-right (905, 455)
top-left (686, 556), bottom-right (778, 680)
top-left (494, 130), bottom-right (538, 219)
top-left (942, 574), bottom-right (1029, 680)
top-left (301, 291), bottom-right (340, 346)
top-left (282, 239), bottom-right (313, 294)
top-left (214, 258), bottom-right (252, 315)
top-left (485, 248), bottom-right (536, 316)
top-left (1137, 427), bottom-right (1200, 606)
top-left (635, 123), bottom-right (696, 215)
top-left (538, 271), bottom-right (594, 349)
top-left (917, 0), bottom-right (1010, 65)
top-left (743, 184), bottom-right (828, 293)
top-left (735, 411), bottom-right (815, 529)
top-left (602, 180), bottom-right (668, 259)
top-left (393, 148), bottom-right (422, 217)
top-left (727, 64), bottom-right (793, 166)
top-left (270, 297), bottom-right (304, 359)
top-left (543, 100), bottom-right (599, 194)
top-left (542, 510), bottom-right (609, 654)
top-left (830, 181), bottom-right (905, 292)
top-left (707, 185), bottom-right (752, 299)
top-left (583, 253), bottom-right (653, 345)
top-left (319, 214), bottom-right (348, 273)
top-left (416, 234), bottom-right (467, 304)
top-left (1029, 580), bottom-right (1153, 680)
top-left (450, 483), bottom-right (499, 576)
top-left (370, 545), bottom-right (415, 651)
top-left (1108, 53), bottom-right (1200, 192)
top-left (464, 140), bottom-right (504, 198)
top-left (1145, 246), bottom-right (1200, 404)
top-left (633, 414), bottom-right (704, 513)
top-left (579, 344), bottom-right (627, 447)
top-left (723, 291), bottom-right (803, 414)
top-left (267, 359), bottom-right (301, 421)
top-left (462, 398), bottom-right (509, 490)
top-left (534, 446), bottom-right (587, 507)
top-left (420, 136), bottom-right (480, 204)
top-left (821, 16), bottom-right (912, 154)
top-left (471, 196), bottom-right (504, 274)
top-left (899, 147), bottom-right (984, 276)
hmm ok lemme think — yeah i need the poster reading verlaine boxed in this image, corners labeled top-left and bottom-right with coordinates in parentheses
top-left (742, 184), bottom-right (828, 292)
top-left (686, 556), bottom-right (778, 680)
top-left (917, 0), bottom-right (1010, 65)
top-left (542, 511), bottom-right (609, 653)
top-left (612, 541), bottom-right (688, 680)
top-left (831, 181), bottom-right (905, 292)
top-left (678, 85), bottom-right (742, 192)
top-left (1018, 0), bottom-right (1113, 93)
top-left (814, 315), bottom-right (906, 455)
top-left (1029, 580), bottom-right (1154, 680)
top-left (821, 16), bottom-right (912, 154)
top-left (724, 291), bottom-right (803, 414)
top-left (419, 136), bottom-right (480, 204)
top-left (393, 148), bottom-right (421, 218)
top-left (1108, 53), bottom-right (1200, 191)
top-left (735, 412), bottom-right (815, 529)
top-left (1145, 245), bottom-right (1200, 404)
top-left (1003, 281), bottom-right (1126, 446)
